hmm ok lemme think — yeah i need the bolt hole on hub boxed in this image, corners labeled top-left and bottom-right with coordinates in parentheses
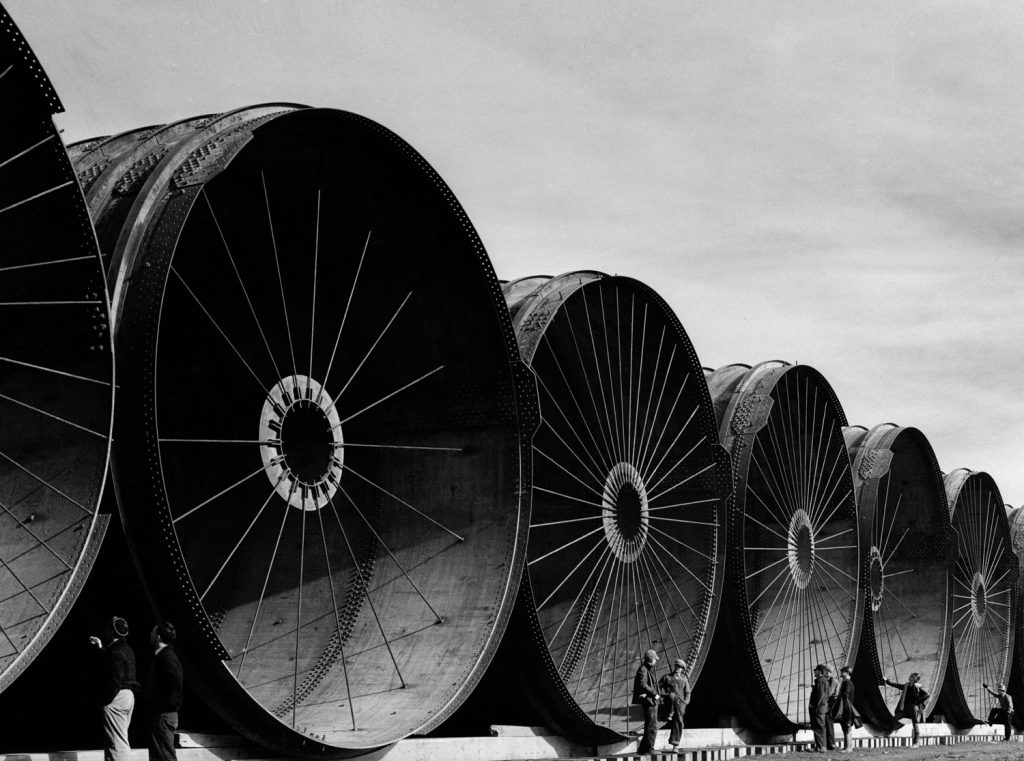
top-left (111, 107), bottom-right (534, 755)
top-left (500, 273), bottom-right (727, 742)
top-left (844, 424), bottom-right (953, 728)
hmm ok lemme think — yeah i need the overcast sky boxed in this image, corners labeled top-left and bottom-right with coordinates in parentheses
top-left (10, 1), bottom-right (1023, 504)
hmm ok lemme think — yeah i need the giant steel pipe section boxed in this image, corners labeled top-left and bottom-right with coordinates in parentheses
top-left (6, 1), bottom-right (1024, 751)
top-left (107, 108), bottom-right (538, 755)
top-left (0, 4), bottom-right (114, 695)
top-left (699, 362), bottom-right (863, 732)
top-left (937, 469), bottom-right (1016, 727)
top-left (844, 424), bottom-right (953, 728)
top-left (494, 272), bottom-right (729, 742)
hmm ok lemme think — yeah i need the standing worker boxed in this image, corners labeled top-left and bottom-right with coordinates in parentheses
top-left (632, 649), bottom-right (661, 755)
top-left (88, 616), bottom-right (138, 761)
top-left (983, 682), bottom-right (1014, 741)
top-left (884, 672), bottom-right (929, 748)
top-left (831, 665), bottom-right (860, 752)
top-left (808, 664), bottom-right (831, 752)
top-left (658, 658), bottom-right (691, 752)
top-left (146, 622), bottom-right (184, 761)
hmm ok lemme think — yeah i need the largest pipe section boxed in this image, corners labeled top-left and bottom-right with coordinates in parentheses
top-left (937, 469), bottom-right (1016, 727)
top-left (844, 424), bottom-right (953, 728)
top-left (698, 361), bottom-right (863, 731)
top-left (111, 107), bottom-right (537, 755)
top-left (496, 272), bottom-right (729, 743)
top-left (0, 3), bottom-right (114, 695)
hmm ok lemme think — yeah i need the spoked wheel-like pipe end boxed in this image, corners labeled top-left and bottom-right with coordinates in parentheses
top-left (845, 424), bottom-right (953, 729)
top-left (699, 361), bottom-right (863, 733)
top-left (937, 469), bottom-right (1016, 728)
top-left (111, 107), bottom-right (536, 756)
top-left (488, 272), bottom-right (728, 743)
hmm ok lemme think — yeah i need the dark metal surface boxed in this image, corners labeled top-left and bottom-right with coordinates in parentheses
top-left (0, 2), bottom-right (114, 694)
top-left (500, 272), bottom-right (729, 742)
top-left (1006, 506), bottom-right (1024, 727)
top-left (111, 107), bottom-right (536, 755)
top-left (844, 424), bottom-right (953, 727)
top-left (938, 469), bottom-right (1016, 727)
top-left (702, 361), bottom-right (863, 731)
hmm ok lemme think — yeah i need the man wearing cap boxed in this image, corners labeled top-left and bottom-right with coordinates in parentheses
top-left (808, 664), bottom-right (831, 752)
top-left (632, 649), bottom-right (661, 755)
top-left (884, 672), bottom-right (929, 747)
top-left (658, 657), bottom-right (692, 751)
top-left (89, 616), bottom-right (139, 761)
top-left (983, 682), bottom-right (1014, 741)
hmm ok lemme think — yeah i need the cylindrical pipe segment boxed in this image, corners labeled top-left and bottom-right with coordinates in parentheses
top-left (494, 272), bottom-right (730, 743)
top-left (110, 107), bottom-right (537, 756)
top-left (844, 423), bottom-right (954, 728)
top-left (937, 469), bottom-right (1016, 727)
top-left (698, 361), bottom-right (864, 732)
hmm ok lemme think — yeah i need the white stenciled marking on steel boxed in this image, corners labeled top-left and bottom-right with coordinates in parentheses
top-left (787, 509), bottom-right (815, 589)
top-left (259, 374), bottom-right (343, 510)
top-left (601, 462), bottom-right (649, 563)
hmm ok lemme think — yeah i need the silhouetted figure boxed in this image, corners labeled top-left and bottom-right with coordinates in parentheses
top-left (632, 649), bottom-right (661, 754)
top-left (983, 682), bottom-right (1014, 741)
top-left (146, 622), bottom-right (184, 761)
top-left (88, 616), bottom-right (138, 761)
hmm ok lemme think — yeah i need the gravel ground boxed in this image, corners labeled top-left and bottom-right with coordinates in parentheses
top-left (754, 741), bottom-right (1024, 760)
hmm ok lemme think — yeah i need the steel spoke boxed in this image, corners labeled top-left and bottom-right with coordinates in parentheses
top-left (341, 460), bottom-right (463, 542)
top-left (170, 266), bottom-right (269, 394)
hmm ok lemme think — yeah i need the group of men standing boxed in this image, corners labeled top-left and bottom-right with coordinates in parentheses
top-left (808, 663), bottom-right (861, 752)
top-left (632, 649), bottom-right (692, 754)
top-left (88, 616), bottom-right (184, 761)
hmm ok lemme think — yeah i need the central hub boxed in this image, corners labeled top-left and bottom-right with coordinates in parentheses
top-left (869, 545), bottom-right (885, 612)
top-left (972, 572), bottom-right (988, 627)
top-left (616, 482), bottom-right (643, 540)
top-left (787, 509), bottom-right (815, 589)
top-left (280, 400), bottom-right (334, 483)
top-left (601, 462), bottom-right (649, 563)
top-left (260, 374), bottom-right (344, 510)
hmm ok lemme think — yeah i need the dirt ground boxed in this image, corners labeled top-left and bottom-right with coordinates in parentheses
top-left (751, 741), bottom-right (1024, 760)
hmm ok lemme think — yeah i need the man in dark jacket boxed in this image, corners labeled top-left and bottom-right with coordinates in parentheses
top-left (632, 649), bottom-right (660, 754)
top-left (88, 616), bottom-right (138, 761)
top-left (808, 664), bottom-right (831, 752)
top-left (145, 622), bottom-right (184, 761)
top-left (884, 672), bottom-right (929, 747)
